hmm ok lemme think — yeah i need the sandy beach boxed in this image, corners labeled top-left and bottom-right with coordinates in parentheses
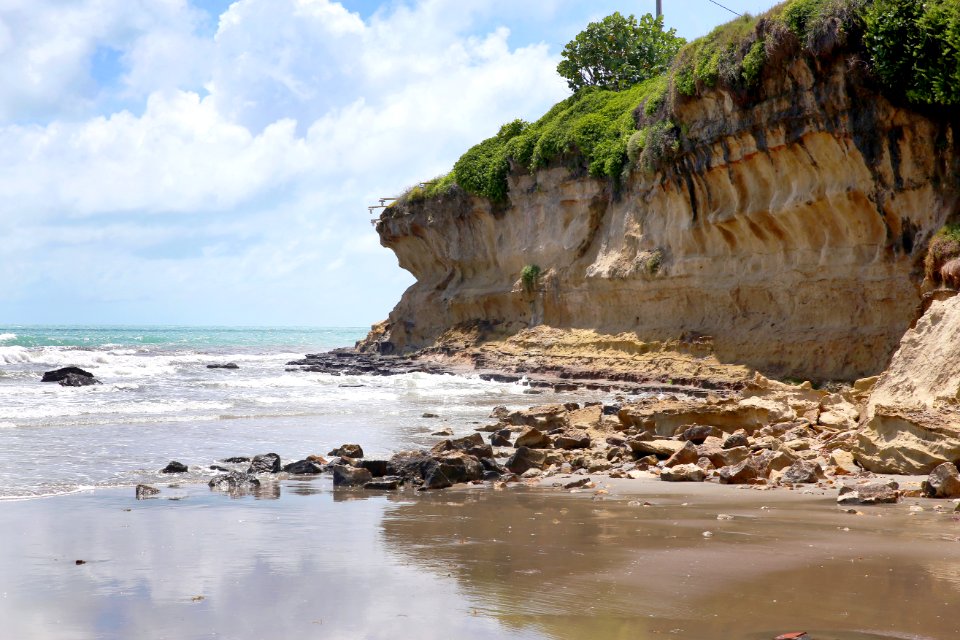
top-left (2, 476), bottom-right (959, 639)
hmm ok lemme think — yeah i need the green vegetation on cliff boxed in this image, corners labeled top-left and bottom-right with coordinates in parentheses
top-left (402, 0), bottom-right (960, 206)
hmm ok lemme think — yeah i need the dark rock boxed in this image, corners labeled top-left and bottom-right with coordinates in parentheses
top-left (505, 446), bottom-right (547, 475)
top-left (328, 443), bottom-right (364, 459)
top-left (660, 463), bottom-right (706, 482)
top-left (364, 476), bottom-right (403, 490)
top-left (332, 465), bottom-right (373, 487)
top-left (387, 450), bottom-right (435, 483)
top-left (602, 404), bottom-right (621, 416)
top-left (247, 453), bottom-right (281, 474)
top-left (564, 478), bottom-right (592, 489)
top-left (135, 484), bottom-right (160, 499)
top-left (680, 425), bottom-right (721, 444)
top-left (206, 363), bottom-right (239, 369)
top-left (554, 430), bottom-right (591, 450)
top-left (421, 451), bottom-right (483, 490)
top-left (722, 433), bottom-right (750, 449)
top-left (514, 427), bottom-right (552, 449)
top-left (718, 459), bottom-right (761, 484)
top-left (222, 456), bottom-right (250, 463)
top-left (605, 435), bottom-right (627, 447)
top-left (59, 373), bottom-right (101, 387)
top-left (490, 429), bottom-right (512, 447)
top-left (359, 459), bottom-right (390, 477)
top-left (482, 470), bottom-right (502, 481)
top-left (422, 412), bottom-right (440, 419)
top-left (664, 441), bottom-right (699, 467)
top-left (923, 462), bottom-right (960, 498)
top-left (479, 372), bottom-right (522, 383)
top-left (780, 460), bottom-right (824, 484)
top-left (209, 471), bottom-right (261, 491)
top-left (479, 457), bottom-right (506, 476)
top-left (282, 459), bottom-right (323, 475)
top-left (210, 465), bottom-right (230, 472)
top-left (41, 367), bottom-right (95, 383)
top-left (285, 349), bottom-right (456, 377)
top-left (160, 461), bottom-right (188, 474)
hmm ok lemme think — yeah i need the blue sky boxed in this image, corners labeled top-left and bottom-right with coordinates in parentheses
top-left (0, 0), bottom-right (781, 327)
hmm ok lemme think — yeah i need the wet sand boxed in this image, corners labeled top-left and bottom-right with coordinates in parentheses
top-left (1, 477), bottom-right (959, 639)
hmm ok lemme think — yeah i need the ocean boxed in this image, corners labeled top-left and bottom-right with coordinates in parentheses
top-left (0, 325), bottom-right (598, 500)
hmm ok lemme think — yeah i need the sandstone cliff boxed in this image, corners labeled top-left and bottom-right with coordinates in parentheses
top-left (366, 45), bottom-right (958, 382)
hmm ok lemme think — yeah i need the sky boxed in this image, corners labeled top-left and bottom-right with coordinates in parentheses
top-left (0, 0), bottom-right (781, 327)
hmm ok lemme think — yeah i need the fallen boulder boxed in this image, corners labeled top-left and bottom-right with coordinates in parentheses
top-left (505, 446), bottom-right (547, 475)
top-left (628, 439), bottom-right (685, 459)
top-left (41, 367), bottom-right (95, 383)
top-left (206, 363), bottom-right (239, 369)
top-left (421, 451), bottom-right (483, 490)
top-left (160, 461), bottom-right (188, 474)
top-left (660, 463), bottom-right (705, 482)
top-left (718, 459), bottom-right (761, 484)
top-left (780, 460), bottom-right (824, 484)
top-left (329, 443), bottom-right (364, 459)
top-left (837, 481), bottom-right (900, 505)
top-left (248, 453), bottom-right (281, 474)
top-left (922, 462), bottom-right (960, 498)
top-left (554, 430), bottom-right (591, 450)
top-left (59, 373), bottom-right (101, 387)
top-left (332, 465), bottom-right (373, 487)
top-left (679, 425), bottom-right (721, 444)
top-left (209, 471), bottom-right (260, 491)
top-left (282, 459), bottom-right (324, 475)
top-left (514, 427), bottom-right (552, 449)
top-left (136, 484), bottom-right (160, 499)
top-left (664, 441), bottom-right (699, 467)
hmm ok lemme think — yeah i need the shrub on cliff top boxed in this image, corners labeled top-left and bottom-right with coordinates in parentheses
top-left (557, 12), bottom-right (685, 92)
top-left (450, 79), bottom-right (667, 202)
top-left (864, 0), bottom-right (960, 105)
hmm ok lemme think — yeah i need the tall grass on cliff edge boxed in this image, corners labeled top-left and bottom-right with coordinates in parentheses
top-left (402, 0), bottom-right (960, 206)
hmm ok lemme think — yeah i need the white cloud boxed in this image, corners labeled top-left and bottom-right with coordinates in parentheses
top-left (0, 0), bottom-right (571, 325)
top-left (0, 0), bottom-right (210, 121)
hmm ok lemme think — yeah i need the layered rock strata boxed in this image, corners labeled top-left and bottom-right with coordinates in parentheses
top-left (366, 53), bottom-right (959, 382)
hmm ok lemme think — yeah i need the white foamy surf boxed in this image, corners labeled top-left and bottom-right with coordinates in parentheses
top-left (0, 325), bottom-right (614, 499)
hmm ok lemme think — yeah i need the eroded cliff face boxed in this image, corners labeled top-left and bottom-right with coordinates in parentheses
top-left (367, 53), bottom-right (959, 381)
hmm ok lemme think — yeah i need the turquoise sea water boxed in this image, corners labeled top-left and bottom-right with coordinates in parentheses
top-left (0, 325), bottom-right (367, 351)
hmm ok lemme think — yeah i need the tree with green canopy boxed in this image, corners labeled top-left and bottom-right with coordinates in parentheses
top-left (556, 12), bottom-right (685, 92)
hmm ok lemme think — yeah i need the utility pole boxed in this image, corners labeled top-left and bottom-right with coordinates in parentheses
top-left (656, 0), bottom-right (662, 18)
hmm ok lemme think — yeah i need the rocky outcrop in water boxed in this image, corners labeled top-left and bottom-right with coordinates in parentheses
top-left (41, 367), bottom-right (101, 387)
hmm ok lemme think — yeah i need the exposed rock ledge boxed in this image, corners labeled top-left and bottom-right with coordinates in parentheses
top-left (854, 294), bottom-right (960, 474)
top-left (362, 52), bottom-right (959, 383)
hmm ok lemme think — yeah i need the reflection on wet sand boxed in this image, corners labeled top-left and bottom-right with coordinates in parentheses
top-left (1, 482), bottom-right (959, 639)
top-left (380, 486), bottom-right (960, 639)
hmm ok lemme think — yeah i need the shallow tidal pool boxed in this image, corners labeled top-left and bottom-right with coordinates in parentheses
top-left (1, 478), bottom-right (958, 639)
